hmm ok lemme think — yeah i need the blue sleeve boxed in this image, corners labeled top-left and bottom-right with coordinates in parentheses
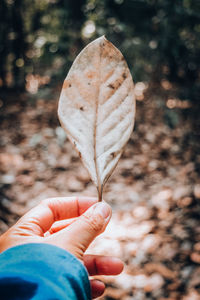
top-left (0, 243), bottom-right (91, 300)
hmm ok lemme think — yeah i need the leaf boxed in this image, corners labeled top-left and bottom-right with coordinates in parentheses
top-left (58, 36), bottom-right (136, 201)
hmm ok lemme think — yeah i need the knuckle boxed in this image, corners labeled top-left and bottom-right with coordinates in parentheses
top-left (82, 214), bottom-right (104, 233)
top-left (41, 198), bottom-right (60, 221)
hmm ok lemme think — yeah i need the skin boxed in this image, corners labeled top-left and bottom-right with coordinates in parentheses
top-left (0, 197), bottom-right (124, 299)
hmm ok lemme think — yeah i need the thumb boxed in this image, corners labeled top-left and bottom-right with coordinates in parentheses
top-left (46, 202), bottom-right (112, 259)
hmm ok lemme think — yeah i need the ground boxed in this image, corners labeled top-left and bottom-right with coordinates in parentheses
top-left (0, 83), bottom-right (200, 299)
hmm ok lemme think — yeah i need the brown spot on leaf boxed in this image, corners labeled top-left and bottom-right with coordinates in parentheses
top-left (63, 80), bottom-right (71, 89)
top-left (111, 152), bottom-right (116, 158)
top-left (85, 70), bottom-right (95, 79)
top-left (108, 84), bottom-right (115, 89)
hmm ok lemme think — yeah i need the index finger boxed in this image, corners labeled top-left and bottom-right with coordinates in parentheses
top-left (84, 255), bottom-right (124, 276)
top-left (20, 197), bottom-right (98, 234)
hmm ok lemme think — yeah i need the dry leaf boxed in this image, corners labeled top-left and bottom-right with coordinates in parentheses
top-left (58, 36), bottom-right (135, 200)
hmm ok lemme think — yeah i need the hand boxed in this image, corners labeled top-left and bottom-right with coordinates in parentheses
top-left (0, 197), bottom-right (123, 298)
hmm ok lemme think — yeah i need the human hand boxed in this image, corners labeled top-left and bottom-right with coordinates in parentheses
top-left (0, 197), bottom-right (123, 298)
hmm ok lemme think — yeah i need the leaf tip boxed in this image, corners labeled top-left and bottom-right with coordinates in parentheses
top-left (95, 35), bottom-right (107, 43)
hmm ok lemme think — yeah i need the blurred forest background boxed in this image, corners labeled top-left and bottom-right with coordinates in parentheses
top-left (1, 0), bottom-right (200, 299)
top-left (1, 0), bottom-right (200, 102)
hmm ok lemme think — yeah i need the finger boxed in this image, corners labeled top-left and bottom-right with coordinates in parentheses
top-left (48, 218), bottom-right (77, 235)
top-left (84, 255), bottom-right (124, 276)
top-left (45, 202), bottom-right (112, 258)
top-left (90, 279), bottom-right (105, 299)
top-left (44, 218), bottom-right (77, 237)
top-left (18, 197), bottom-right (98, 235)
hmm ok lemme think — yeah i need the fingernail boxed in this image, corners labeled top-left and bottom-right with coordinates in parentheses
top-left (94, 202), bottom-right (111, 219)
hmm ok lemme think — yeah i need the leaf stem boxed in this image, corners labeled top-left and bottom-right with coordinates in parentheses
top-left (98, 186), bottom-right (103, 202)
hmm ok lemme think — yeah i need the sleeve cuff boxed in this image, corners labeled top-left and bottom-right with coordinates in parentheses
top-left (0, 243), bottom-right (91, 300)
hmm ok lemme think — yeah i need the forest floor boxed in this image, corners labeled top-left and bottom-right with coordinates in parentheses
top-left (0, 82), bottom-right (200, 300)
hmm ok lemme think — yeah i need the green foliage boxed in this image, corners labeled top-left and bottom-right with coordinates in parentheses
top-left (0, 0), bottom-right (200, 103)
